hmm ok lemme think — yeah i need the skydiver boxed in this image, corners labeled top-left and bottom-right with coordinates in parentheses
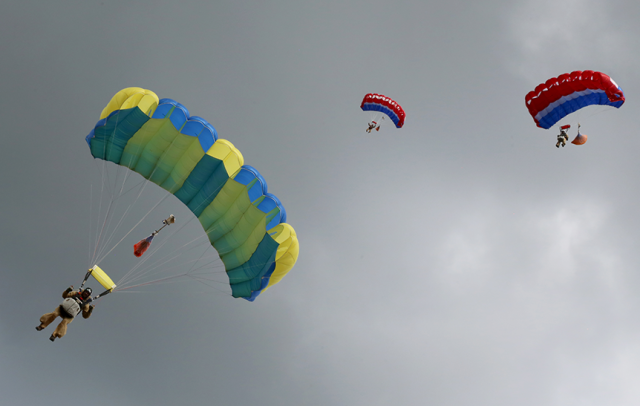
top-left (366, 121), bottom-right (380, 133)
top-left (36, 286), bottom-right (95, 342)
top-left (556, 124), bottom-right (570, 148)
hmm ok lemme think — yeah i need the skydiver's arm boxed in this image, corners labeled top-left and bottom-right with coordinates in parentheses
top-left (62, 287), bottom-right (75, 299)
top-left (81, 304), bottom-right (94, 319)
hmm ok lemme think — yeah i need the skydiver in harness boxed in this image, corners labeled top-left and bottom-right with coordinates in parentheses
top-left (556, 124), bottom-right (570, 148)
top-left (36, 286), bottom-right (95, 342)
top-left (36, 268), bottom-right (113, 342)
top-left (366, 121), bottom-right (380, 133)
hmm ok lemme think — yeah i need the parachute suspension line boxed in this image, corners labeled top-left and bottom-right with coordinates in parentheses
top-left (117, 237), bottom-right (187, 288)
top-left (115, 209), bottom-right (216, 288)
top-left (124, 246), bottom-right (220, 286)
top-left (91, 198), bottom-right (115, 266)
top-left (92, 174), bottom-right (162, 263)
top-left (91, 170), bottom-right (158, 263)
top-left (183, 235), bottom-right (218, 275)
top-left (94, 191), bottom-right (172, 265)
top-left (120, 226), bottom-right (226, 287)
top-left (116, 254), bottom-right (222, 292)
top-left (114, 274), bottom-right (190, 292)
top-left (114, 257), bottom-right (231, 295)
top-left (114, 193), bottom-right (233, 291)
top-left (93, 131), bottom-right (183, 265)
top-left (119, 245), bottom-right (223, 290)
top-left (565, 105), bottom-right (612, 139)
top-left (181, 245), bottom-right (231, 293)
top-left (581, 105), bottom-right (615, 125)
top-left (183, 273), bottom-right (234, 296)
top-left (90, 159), bottom-right (108, 265)
top-left (88, 183), bottom-right (93, 268)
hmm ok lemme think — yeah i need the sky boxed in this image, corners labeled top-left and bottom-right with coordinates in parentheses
top-left (2, 0), bottom-right (640, 405)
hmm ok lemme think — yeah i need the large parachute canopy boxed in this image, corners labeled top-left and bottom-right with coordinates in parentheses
top-left (360, 93), bottom-right (406, 128)
top-left (85, 88), bottom-right (299, 301)
top-left (525, 70), bottom-right (625, 129)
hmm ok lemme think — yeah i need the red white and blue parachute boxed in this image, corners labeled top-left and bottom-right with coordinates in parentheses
top-left (360, 93), bottom-right (406, 128)
top-left (525, 70), bottom-right (625, 129)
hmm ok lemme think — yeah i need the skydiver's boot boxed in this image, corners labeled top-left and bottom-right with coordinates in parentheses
top-left (36, 325), bottom-right (44, 331)
top-left (49, 335), bottom-right (56, 342)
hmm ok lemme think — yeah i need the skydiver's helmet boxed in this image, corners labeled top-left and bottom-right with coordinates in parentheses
top-left (81, 287), bottom-right (92, 299)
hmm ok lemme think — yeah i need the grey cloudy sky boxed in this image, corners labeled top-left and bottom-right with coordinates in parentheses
top-left (2, 0), bottom-right (640, 405)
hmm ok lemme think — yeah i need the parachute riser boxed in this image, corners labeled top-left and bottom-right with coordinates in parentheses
top-left (79, 269), bottom-right (93, 290)
top-left (93, 289), bottom-right (112, 301)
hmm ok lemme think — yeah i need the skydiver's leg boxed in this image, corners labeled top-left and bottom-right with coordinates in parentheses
top-left (38, 306), bottom-right (62, 330)
top-left (52, 317), bottom-right (73, 340)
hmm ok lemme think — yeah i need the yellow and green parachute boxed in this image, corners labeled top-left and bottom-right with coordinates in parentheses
top-left (85, 88), bottom-right (299, 301)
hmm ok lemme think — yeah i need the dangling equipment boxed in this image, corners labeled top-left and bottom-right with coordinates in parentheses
top-left (571, 123), bottom-right (588, 145)
top-left (134, 214), bottom-right (176, 257)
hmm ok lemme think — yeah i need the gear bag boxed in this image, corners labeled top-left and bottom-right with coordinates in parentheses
top-left (61, 298), bottom-right (81, 318)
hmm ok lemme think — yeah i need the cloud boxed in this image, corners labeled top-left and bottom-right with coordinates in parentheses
top-left (504, 0), bottom-right (628, 81)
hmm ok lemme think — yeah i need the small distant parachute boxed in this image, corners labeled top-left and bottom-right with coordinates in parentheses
top-left (361, 93), bottom-right (406, 128)
top-left (525, 70), bottom-right (625, 130)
